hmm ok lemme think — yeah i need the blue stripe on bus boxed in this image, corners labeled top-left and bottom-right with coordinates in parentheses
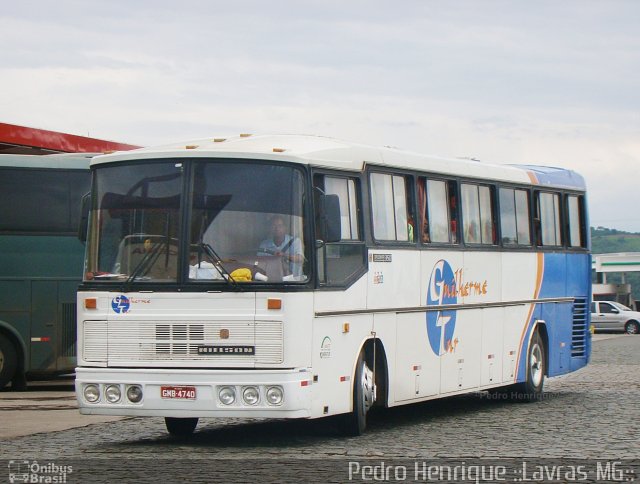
top-left (516, 252), bottom-right (590, 382)
top-left (512, 165), bottom-right (587, 190)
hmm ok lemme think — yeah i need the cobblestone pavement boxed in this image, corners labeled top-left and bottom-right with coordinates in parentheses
top-left (0, 379), bottom-right (123, 439)
top-left (1, 335), bottom-right (638, 482)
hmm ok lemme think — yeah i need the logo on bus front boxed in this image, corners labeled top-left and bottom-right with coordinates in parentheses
top-left (426, 260), bottom-right (457, 356)
top-left (111, 295), bottom-right (131, 314)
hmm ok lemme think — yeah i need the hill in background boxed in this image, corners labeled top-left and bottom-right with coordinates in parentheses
top-left (591, 226), bottom-right (640, 301)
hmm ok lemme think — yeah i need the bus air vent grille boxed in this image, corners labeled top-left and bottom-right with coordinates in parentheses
top-left (60, 302), bottom-right (77, 358)
top-left (91, 320), bottom-right (283, 365)
top-left (571, 298), bottom-right (588, 357)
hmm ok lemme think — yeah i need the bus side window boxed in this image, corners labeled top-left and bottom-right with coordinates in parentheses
top-left (0, 168), bottom-right (90, 234)
top-left (461, 183), bottom-right (495, 245)
top-left (515, 189), bottom-right (531, 245)
top-left (461, 184), bottom-right (480, 244)
top-left (370, 172), bottom-right (414, 243)
top-left (499, 187), bottom-right (531, 246)
top-left (417, 178), bottom-right (428, 242)
top-left (566, 195), bottom-right (585, 248)
top-left (420, 178), bottom-right (459, 245)
top-left (535, 191), bottom-right (562, 247)
top-left (400, 176), bottom-right (415, 242)
top-left (449, 182), bottom-right (459, 244)
top-left (314, 174), bottom-right (366, 287)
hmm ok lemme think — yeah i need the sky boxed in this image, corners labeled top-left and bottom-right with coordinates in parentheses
top-left (2, 1), bottom-right (639, 231)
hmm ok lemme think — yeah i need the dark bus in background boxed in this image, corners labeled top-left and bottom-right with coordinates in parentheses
top-left (0, 153), bottom-right (92, 389)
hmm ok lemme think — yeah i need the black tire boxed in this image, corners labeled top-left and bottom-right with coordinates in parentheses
top-left (165, 417), bottom-right (199, 437)
top-left (342, 352), bottom-right (375, 436)
top-left (0, 334), bottom-right (18, 390)
top-left (514, 330), bottom-right (545, 401)
top-left (624, 321), bottom-right (639, 335)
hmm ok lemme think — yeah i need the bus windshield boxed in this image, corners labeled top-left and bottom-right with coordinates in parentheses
top-left (84, 160), bottom-right (308, 284)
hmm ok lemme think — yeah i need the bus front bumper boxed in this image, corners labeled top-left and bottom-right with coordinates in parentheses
top-left (75, 367), bottom-right (312, 418)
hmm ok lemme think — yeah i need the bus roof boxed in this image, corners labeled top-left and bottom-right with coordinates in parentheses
top-left (511, 164), bottom-right (587, 190)
top-left (0, 152), bottom-right (95, 170)
top-left (90, 134), bottom-right (586, 190)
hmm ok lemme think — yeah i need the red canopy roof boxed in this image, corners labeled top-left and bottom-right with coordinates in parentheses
top-left (0, 122), bottom-right (141, 155)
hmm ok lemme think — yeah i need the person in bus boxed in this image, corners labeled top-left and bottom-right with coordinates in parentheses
top-left (450, 192), bottom-right (458, 243)
top-left (258, 215), bottom-right (304, 276)
top-left (407, 214), bottom-right (415, 242)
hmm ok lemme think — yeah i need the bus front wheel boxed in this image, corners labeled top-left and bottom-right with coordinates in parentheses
top-left (0, 334), bottom-right (18, 390)
top-left (343, 352), bottom-right (375, 436)
top-left (165, 417), bottom-right (199, 437)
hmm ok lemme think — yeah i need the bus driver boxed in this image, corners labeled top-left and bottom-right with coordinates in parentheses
top-left (258, 215), bottom-right (304, 277)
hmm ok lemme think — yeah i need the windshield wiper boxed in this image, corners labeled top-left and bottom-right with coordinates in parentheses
top-left (123, 240), bottom-right (167, 288)
top-left (199, 242), bottom-right (242, 291)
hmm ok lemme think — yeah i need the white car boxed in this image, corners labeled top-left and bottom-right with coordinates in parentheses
top-left (591, 301), bottom-right (640, 334)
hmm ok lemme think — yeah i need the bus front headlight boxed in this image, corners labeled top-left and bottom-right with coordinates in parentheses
top-left (105, 384), bottom-right (121, 403)
top-left (84, 384), bottom-right (100, 403)
top-left (218, 386), bottom-right (236, 405)
top-left (266, 386), bottom-right (284, 406)
top-left (126, 385), bottom-right (143, 403)
top-left (242, 386), bottom-right (260, 405)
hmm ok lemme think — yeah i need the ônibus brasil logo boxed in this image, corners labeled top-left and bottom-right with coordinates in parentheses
top-left (111, 295), bottom-right (130, 314)
top-left (426, 260), bottom-right (457, 356)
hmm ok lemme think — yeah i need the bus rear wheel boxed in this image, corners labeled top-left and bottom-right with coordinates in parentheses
top-left (165, 417), bottom-right (199, 437)
top-left (343, 352), bottom-right (375, 436)
top-left (515, 330), bottom-right (545, 401)
top-left (0, 334), bottom-right (18, 390)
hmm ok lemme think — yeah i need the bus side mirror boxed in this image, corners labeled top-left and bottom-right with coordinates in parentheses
top-left (318, 194), bottom-right (342, 243)
top-left (78, 192), bottom-right (91, 243)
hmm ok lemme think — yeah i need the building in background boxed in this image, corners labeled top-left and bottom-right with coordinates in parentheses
top-left (593, 252), bottom-right (640, 310)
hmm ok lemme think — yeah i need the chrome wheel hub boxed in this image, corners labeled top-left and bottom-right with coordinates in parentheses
top-left (360, 361), bottom-right (376, 414)
top-left (530, 343), bottom-right (543, 387)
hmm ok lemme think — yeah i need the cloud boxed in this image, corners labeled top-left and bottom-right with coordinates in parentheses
top-left (2, 0), bottom-right (640, 230)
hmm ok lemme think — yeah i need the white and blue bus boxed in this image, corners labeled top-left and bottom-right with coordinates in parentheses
top-left (75, 135), bottom-right (591, 436)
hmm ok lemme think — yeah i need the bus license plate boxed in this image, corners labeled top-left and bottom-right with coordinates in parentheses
top-left (160, 386), bottom-right (197, 400)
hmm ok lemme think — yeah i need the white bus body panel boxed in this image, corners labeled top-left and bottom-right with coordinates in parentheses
top-left (77, 249), bottom-right (546, 419)
top-left (77, 291), bottom-right (313, 370)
